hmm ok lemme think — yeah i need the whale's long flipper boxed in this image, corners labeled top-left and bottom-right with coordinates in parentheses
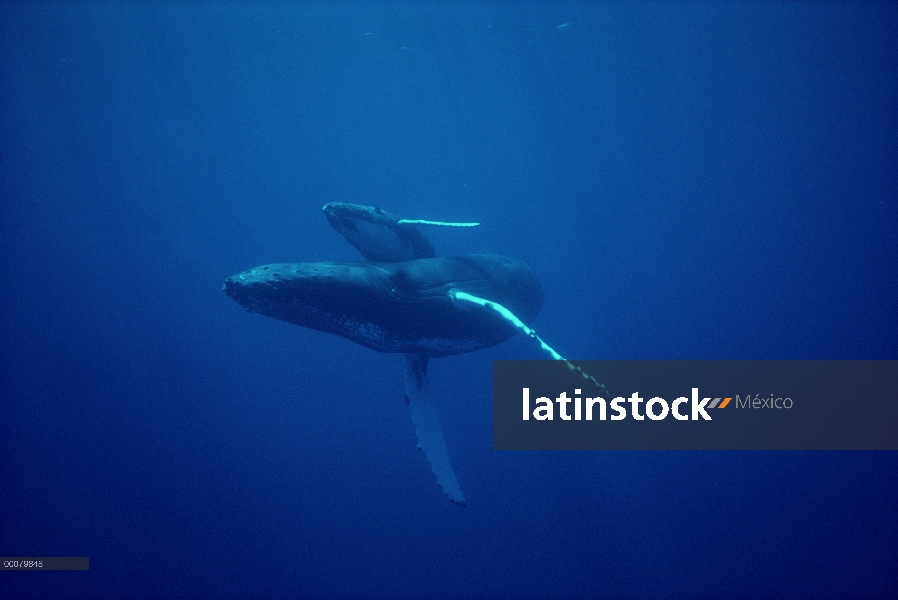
top-left (397, 218), bottom-right (480, 227)
top-left (404, 354), bottom-right (465, 506)
top-left (449, 289), bottom-right (608, 397)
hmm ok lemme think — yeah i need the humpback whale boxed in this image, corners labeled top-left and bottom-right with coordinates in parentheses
top-left (224, 204), bottom-right (558, 505)
top-left (222, 255), bottom-right (542, 357)
top-left (322, 202), bottom-right (479, 262)
top-left (322, 202), bottom-right (436, 262)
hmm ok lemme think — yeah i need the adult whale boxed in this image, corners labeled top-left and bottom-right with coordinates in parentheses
top-left (222, 254), bottom-right (543, 358)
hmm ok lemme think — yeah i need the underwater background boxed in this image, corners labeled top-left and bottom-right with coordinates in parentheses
top-left (1, 3), bottom-right (896, 599)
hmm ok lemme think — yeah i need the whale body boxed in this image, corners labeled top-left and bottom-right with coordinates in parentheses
top-left (223, 253), bottom-right (543, 358)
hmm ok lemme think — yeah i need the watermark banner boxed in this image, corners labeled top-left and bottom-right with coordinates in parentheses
top-left (493, 360), bottom-right (897, 450)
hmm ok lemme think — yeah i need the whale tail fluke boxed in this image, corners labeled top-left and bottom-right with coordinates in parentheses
top-left (403, 354), bottom-right (466, 507)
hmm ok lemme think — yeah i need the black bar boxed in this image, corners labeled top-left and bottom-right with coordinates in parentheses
top-left (1, 557), bottom-right (89, 570)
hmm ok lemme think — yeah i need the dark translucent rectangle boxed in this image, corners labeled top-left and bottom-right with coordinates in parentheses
top-left (1, 557), bottom-right (89, 570)
top-left (493, 360), bottom-right (898, 450)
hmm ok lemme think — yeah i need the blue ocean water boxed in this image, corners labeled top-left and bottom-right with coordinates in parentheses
top-left (1, 2), bottom-right (896, 599)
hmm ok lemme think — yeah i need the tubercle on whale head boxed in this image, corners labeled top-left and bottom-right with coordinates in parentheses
top-left (222, 262), bottom-right (339, 314)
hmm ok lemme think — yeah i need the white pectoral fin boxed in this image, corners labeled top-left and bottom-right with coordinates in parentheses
top-left (397, 218), bottom-right (479, 227)
top-left (404, 354), bottom-right (466, 507)
top-left (448, 289), bottom-right (608, 397)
